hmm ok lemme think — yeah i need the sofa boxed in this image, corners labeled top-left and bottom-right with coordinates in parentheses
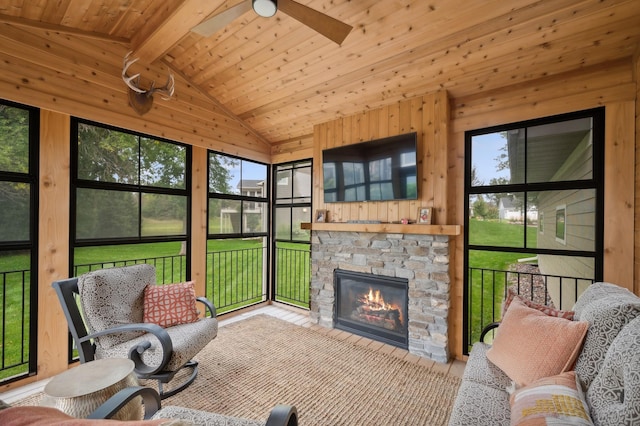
top-left (449, 282), bottom-right (640, 426)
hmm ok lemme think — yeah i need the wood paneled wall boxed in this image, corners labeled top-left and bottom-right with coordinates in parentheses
top-left (0, 24), bottom-right (271, 163)
top-left (449, 58), bottom-right (637, 359)
top-left (311, 92), bottom-right (450, 225)
top-left (276, 57), bottom-right (639, 361)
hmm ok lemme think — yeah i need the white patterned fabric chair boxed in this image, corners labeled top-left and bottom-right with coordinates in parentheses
top-left (52, 264), bottom-right (218, 399)
top-left (449, 282), bottom-right (640, 426)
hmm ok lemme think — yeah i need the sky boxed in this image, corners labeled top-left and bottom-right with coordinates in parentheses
top-left (471, 132), bottom-right (510, 184)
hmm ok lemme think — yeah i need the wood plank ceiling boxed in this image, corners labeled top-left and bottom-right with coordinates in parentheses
top-left (0, 0), bottom-right (639, 146)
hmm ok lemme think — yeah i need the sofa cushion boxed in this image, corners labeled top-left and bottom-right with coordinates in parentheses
top-left (79, 264), bottom-right (157, 349)
top-left (486, 298), bottom-right (588, 387)
top-left (460, 342), bottom-right (513, 391)
top-left (152, 406), bottom-right (263, 426)
top-left (97, 317), bottom-right (218, 371)
top-left (572, 285), bottom-right (640, 388)
top-left (572, 282), bottom-right (636, 317)
top-left (143, 282), bottom-right (200, 328)
top-left (447, 380), bottom-right (510, 426)
top-left (510, 371), bottom-right (593, 425)
top-left (586, 316), bottom-right (640, 426)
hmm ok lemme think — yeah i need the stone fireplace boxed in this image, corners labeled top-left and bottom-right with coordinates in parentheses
top-left (309, 229), bottom-right (451, 363)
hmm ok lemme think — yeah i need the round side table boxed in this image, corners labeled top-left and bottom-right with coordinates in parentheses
top-left (43, 358), bottom-right (141, 420)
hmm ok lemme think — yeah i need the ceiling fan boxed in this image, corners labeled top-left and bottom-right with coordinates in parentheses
top-left (191, 0), bottom-right (353, 45)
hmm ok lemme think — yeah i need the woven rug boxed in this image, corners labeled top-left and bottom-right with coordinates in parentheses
top-left (14, 314), bottom-right (461, 425)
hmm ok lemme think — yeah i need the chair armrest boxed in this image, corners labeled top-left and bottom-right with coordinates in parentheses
top-left (197, 296), bottom-right (217, 317)
top-left (479, 322), bottom-right (501, 343)
top-left (87, 386), bottom-right (161, 420)
top-left (265, 405), bottom-right (298, 426)
top-left (82, 323), bottom-right (173, 377)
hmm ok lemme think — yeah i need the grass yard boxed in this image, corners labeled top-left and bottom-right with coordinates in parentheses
top-left (0, 238), bottom-right (310, 382)
top-left (467, 218), bottom-right (539, 346)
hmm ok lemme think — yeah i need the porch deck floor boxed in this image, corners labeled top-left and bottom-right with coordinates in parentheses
top-left (0, 303), bottom-right (465, 404)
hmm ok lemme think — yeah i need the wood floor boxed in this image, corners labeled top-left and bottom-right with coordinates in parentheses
top-left (0, 303), bottom-right (466, 404)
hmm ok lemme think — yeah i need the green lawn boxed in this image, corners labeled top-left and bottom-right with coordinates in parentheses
top-left (0, 238), bottom-right (310, 381)
top-left (467, 218), bottom-right (538, 347)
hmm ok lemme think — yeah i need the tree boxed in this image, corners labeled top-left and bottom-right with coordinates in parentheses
top-left (0, 105), bottom-right (31, 241)
top-left (208, 154), bottom-right (238, 194)
top-left (471, 164), bottom-right (484, 187)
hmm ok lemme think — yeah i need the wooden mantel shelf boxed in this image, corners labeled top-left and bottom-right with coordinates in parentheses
top-left (300, 222), bottom-right (461, 236)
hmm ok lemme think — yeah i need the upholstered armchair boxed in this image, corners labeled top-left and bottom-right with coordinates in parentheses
top-left (52, 264), bottom-right (218, 398)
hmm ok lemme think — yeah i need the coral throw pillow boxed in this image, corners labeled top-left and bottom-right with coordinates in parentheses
top-left (503, 288), bottom-right (575, 320)
top-left (486, 297), bottom-right (588, 387)
top-left (143, 282), bottom-right (199, 328)
top-left (510, 371), bottom-right (594, 425)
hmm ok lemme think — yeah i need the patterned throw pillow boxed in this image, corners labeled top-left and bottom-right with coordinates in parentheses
top-left (143, 282), bottom-right (200, 328)
top-left (510, 371), bottom-right (594, 425)
top-left (503, 287), bottom-right (574, 320)
top-left (487, 297), bottom-right (589, 387)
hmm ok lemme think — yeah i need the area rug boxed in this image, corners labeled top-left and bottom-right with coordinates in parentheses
top-left (12, 314), bottom-right (461, 425)
top-left (164, 314), bottom-right (460, 425)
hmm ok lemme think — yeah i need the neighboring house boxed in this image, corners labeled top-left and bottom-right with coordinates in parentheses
top-left (507, 119), bottom-right (595, 309)
top-left (498, 196), bottom-right (538, 223)
top-left (221, 180), bottom-right (266, 233)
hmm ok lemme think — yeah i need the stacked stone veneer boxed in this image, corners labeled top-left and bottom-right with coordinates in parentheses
top-left (310, 230), bottom-right (451, 363)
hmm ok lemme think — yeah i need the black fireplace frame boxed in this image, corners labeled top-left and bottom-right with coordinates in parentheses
top-left (334, 269), bottom-right (409, 349)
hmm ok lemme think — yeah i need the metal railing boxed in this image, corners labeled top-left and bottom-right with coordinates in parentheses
top-left (0, 268), bottom-right (32, 383)
top-left (274, 244), bottom-right (310, 308)
top-left (74, 255), bottom-right (187, 283)
top-left (0, 244), bottom-right (313, 383)
top-left (207, 246), bottom-right (266, 313)
top-left (466, 266), bottom-right (595, 353)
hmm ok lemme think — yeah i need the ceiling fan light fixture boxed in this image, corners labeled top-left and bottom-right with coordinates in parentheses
top-left (252, 0), bottom-right (277, 17)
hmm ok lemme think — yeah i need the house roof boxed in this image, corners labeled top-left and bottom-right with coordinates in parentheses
top-left (1, 1), bottom-right (639, 147)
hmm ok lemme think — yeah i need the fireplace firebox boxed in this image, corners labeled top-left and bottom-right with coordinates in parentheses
top-left (334, 269), bottom-right (409, 348)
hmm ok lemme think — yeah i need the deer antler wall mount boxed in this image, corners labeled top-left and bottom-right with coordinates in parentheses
top-left (122, 51), bottom-right (175, 115)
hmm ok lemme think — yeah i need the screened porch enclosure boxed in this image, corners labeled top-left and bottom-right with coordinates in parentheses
top-left (0, 112), bottom-right (312, 385)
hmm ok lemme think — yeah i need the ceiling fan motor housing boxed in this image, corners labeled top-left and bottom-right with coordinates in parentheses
top-left (253, 0), bottom-right (277, 17)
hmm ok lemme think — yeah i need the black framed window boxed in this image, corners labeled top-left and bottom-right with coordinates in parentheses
top-left (207, 152), bottom-right (269, 238)
top-left (72, 120), bottom-right (190, 246)
top-left (463, 108), bottom-right (604, 353)
top-left (274, 160), bottom-right (312, 242)
top-left (0, 99), bottom-right (39, 383)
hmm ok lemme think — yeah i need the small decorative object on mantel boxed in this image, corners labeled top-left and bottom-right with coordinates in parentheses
top-left (122, 51), bottom-right (175, 116)
top-left (417, 207), bottom-right (432, 224)
top-left (315, 209), bottom-right (327, 223)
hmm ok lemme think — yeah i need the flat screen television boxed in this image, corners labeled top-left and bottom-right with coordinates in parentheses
top-left (322, 132), bottom-right (418, 203)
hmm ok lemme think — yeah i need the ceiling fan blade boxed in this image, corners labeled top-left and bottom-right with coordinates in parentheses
top-left (191, 1), bottom-right (252, 37)
top-left (278, 0), bottom-right (352, 45)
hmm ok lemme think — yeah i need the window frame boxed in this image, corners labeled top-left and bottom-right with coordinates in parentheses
top-left (70, 118), bottom-right (192, 247)
top-left (207, 151), bottom-right (270, 240)
top-left (0, 99), bottom-right (39, 383)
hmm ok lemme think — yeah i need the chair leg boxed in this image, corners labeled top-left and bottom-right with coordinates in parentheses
top-left (156, 361), bottom-right (199, 400)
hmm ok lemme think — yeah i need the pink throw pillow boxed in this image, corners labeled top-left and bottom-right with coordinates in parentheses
top-left (143, 282), bottom-right (199, 328)
top-left (487, 297), bottom-right (588, 387)
top-left (503, 287), bottom-right (574, 320)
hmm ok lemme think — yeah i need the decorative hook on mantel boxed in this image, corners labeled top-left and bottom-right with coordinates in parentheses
top-left (121, 51), bottom-right (175, 115)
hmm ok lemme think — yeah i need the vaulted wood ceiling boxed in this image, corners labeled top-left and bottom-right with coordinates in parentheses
top-left (1, 0), bottom-right (639, 148)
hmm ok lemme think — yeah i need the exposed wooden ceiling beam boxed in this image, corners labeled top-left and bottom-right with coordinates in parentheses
top-left (0, 13), bottom-right (129, 44)
top-left (131, 0), bottom-right (229, 64)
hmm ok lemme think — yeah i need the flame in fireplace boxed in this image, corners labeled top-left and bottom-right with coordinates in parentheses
top-left (355, 287), bottom-right (404, 328)
top-left (364, 288), bottom-right (392, 311)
